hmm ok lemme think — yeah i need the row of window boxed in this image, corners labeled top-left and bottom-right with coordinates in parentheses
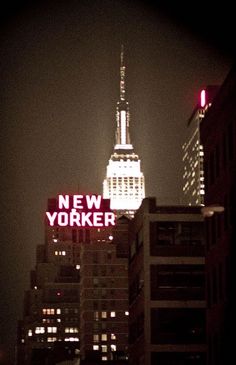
top-left (42, 308), bottom-right (78, 315)
top-left (93, 333), bottom-right (116, 342)
top-left (93, 311), bottom-right (128, 320)
top-left (93, 344), bottom-right (116, 351)
top-left (26, 336), bottom-right (79, 343)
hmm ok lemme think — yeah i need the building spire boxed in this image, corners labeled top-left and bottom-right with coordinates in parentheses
top-left (103, 45), bottom-right (145, 216)
top-left (120, 44), bottom-right (125, 101)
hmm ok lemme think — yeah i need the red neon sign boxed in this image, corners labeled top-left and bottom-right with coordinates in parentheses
top-left (46, 194), bottom-right (116, 228)
top-left (200, 89), bottom-right (206, 107)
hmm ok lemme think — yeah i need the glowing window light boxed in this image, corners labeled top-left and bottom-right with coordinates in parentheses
top-left (47, 337), bottom-right (57, 342)
top-left (93, 334), bottom-right (99, 342)
top-left (65, 337), bottom-right (79, 342)
top-left (65, 327), bottom-right (78, 333)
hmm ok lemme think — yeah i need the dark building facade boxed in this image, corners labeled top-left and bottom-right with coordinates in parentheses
top-left (128, 198), bottom-right (206, 365)
top-left (200, 64), bottom-right (236, 365)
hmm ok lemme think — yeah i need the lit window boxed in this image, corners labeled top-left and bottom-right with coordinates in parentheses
top-left (101, 334), bottom-right (107, 341)
top-left (56, 308), bottom-right (61, 314)
top-left (101, 311), bottom-right (107, 319)
top-left (47, 337), bottom-right (57, 342)
top-left (76, 265), bottom-right (80, 270)
top-left (55, 251), bottom-right (58, 255)
top-left (65, 337), bottom-right (79, 342)
top-left (62, 251), bottom-right (66, 256)
top-left (125, 311), bottom-right (129, 316)
top-left (43, 308), bottom-right (55, 315)
top-left (111, 344), bottom-right (116, 351)
top-left (28, 329), bottom-right (32, 337)
top-left (47, 327), bottom-right (57, 333)
top-left (101, 345), bottom-right (107, 353)
top-left (94, 311), bottom-right (99, 320)
top-left (110, 311), bottom-right (116, 317)
top-left (57, 318), bottom-right (61, 322)
top-left (93, 334), bottom-right (99, 342)
top-left (65, 327), bottom-right (78, 333)
top-left (35, 327), bottom-right (45, 334)
top-left (93, 345), bottom-right (99, 351)
top-left (111, 333), bottom-right (116, 340)
top-left (102, 356), bottom-right (108, 361)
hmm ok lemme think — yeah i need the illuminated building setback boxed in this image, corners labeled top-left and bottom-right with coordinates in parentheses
top-left (103, 46), bottom-right (145, 217)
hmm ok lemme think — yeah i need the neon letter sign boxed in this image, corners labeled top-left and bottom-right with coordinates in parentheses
top-left (46, 194), bottom-right (115, 228)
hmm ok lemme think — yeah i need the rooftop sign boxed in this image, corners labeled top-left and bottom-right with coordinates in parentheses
top-left (46, 194), bottom-right (116, 227)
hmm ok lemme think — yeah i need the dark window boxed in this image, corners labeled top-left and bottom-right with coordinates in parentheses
top-left (207, 273), bottom-right (211, 308)
top-left (218, 262), bottom-right (223, 301)
top-left (151, 308), bottom-right (205, 344)
top-left (215, 143), bottom-right (220, 178)
top-left (151, 264), bottom-right (205, 300)
top-left (222, 132), bottom-right (227, 166)
top-left (151, 352), bottom-right (206, 365)
top-left (72, 229), bottom-right (77, 243)
top-left (210, 152), bottom-right (215, 185)
top-left (212, 267), bottom-right (217, 304)
top-left (227, 122), bottom-right (234, 161)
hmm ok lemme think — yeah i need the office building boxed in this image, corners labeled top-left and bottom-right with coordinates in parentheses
top-left (80, 217), bottom-right (129, 363)
top-left (128, 198), bottom-right (206, 365)
top-left (200, 64), bottom-right (236, 365)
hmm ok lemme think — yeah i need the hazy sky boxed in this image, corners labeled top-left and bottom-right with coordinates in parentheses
top-left (0, 0), bottom-right (235, 363)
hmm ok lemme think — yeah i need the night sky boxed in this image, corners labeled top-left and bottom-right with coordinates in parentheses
top-left (0, 0), bottom-right (235, 363)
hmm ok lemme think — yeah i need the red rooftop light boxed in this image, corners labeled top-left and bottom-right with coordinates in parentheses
top-left (200, 89), bottom-right (206, 107)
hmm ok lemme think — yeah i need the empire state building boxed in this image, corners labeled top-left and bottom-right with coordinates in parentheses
top-left (103, 47), bottom-right (145, 218)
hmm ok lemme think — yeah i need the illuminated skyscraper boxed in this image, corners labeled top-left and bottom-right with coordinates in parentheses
top-left (103, 46), bottom-right (145, 218)
top-left (182, 86), bottom-right (219, 206)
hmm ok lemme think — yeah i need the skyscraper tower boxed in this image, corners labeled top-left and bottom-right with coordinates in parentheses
top-left (182, 85), bottom-right (219, 206)
top-left (103, 46), bottom-right (145, 218)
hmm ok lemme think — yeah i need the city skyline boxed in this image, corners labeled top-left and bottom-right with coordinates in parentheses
top-left (0, 1), bottom-right (235, 364)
